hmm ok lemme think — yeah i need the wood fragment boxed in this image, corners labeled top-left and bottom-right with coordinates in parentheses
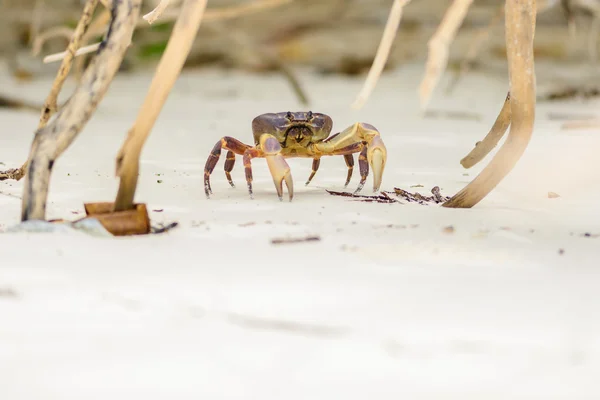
top-left (326, 190), bottom-right (399, 204)
top-left (393, 186), bottom-right (450, 205)
top-left (271, 235), bottom-right (321, 245)
top-left (351, 0), bottom-right (411, 110)
top-left (548, 191), bottom-right (560, 198)
top-left (114, 0), bottom-right (208, 211)
top-left (419, 0), bottom-right (474, 110)
top-left (460, 92), bottom-right (511, 169)
top-left (444, 0), bottom-right (536, 208)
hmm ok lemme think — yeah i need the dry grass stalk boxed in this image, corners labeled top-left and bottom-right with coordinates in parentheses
top-left (0, 0), bottom-right (99, 183)
top-left (460, 92), bottom-right (511, 169)
top-left (444, 0), bottom-right (536, 208)
top-left (419, 0), bottom-right (474, 110)
top-left (113, 0), bottom-right (208, 211)
top-left (143, 0), bottom-right (172, 24)
top-left (351, 0), bottom-right (411, 110)
top-left (21, 0), bottom-right (141, 221)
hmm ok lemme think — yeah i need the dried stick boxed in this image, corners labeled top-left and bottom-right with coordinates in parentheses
top-left (444, 0), bottom-right (536, 208)
top-left (143, 0), bottom-right (171, 24)
top-left (21, 0), bottom-right (141, 221)
top-left (0, 0), bottom-right (99, 183)
top-left (446, 3), bottom-right (504, 94)
top-left (351, 0), bottom-right (411, 110)
top-left (113, 0), bottom-right (208, 211)
top-left (43, 42), bottom-right (102, 63)
top-left (419, 0), bottom-right (474, 110)
top-left (460, 92), bottom-right (511, 169)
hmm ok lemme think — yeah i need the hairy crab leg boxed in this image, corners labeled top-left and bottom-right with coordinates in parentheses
top-left (204, 136), bottom-right (251, 197)
top-left (343, 154), bottom-right (354, 187)
top-left (243, 148), bottom-right (260, 199)
top-left (355, 147), bottom-right (369, 194)
top-left (259, 133), bottom-right (294, 201)
top-left (305, 158), bottom-right (321, 186)
top-left (224, 151), bottom-right (236, 187)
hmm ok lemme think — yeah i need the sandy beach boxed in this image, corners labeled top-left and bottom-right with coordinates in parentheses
top-left (1, 61), bottom-right (600, 398)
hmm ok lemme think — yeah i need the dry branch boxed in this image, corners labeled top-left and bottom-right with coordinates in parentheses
top-left (460, 92), bottom-right (511, 169)
top-left (21, 0), bottom-right (141, 221)
top-left (419, 0), bottom-right (474, 110)
top-left (143, 0), bottom-right (171, 24)
top-left (351, 0), bottom-right (411, 110)
top-left (444, 0), bottom-right (536, 208)
top-left (113, 0), bottom-right (208, 211)
top-left (0, 0), bottom-right (99, 183)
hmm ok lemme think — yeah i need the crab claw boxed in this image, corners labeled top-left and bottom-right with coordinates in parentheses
top-left (266, 154), bottom-right (293, 201)
top-left (367, 135), bottom-right (387, 192)
top-left (260, 134), bottom-right (294, 201)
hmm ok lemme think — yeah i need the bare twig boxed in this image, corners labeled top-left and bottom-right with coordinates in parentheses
top-left (21, 0), bottom-right (141, 221)
top-left (444, 0), bottom-right (536, 208)
top-left (419, 0), bottom-right (474, 110)
top-left (43, 42), bottom-right (102, 63)
top-left (271, 235), bottom-right (321, 245)
top-left (113, 0), bottom-right (208, 211)
top-left (143, 0), bottom-right (171, 24)
top-left (460, 92), bottom-right (511, 169)
top-left (38, 0), bottom-right (99, 129)
top-left (351, 0), bottom-right (411, 110)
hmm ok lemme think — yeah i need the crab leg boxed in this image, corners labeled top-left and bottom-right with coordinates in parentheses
top-left (259, 133), bottom-right (294, 201)
top-left (305, 158), bottom-right (321, 186)
top-left (224, 151), bottom-right (236, 187)
top-left (243, 148), bottom-right (260, 198)
top-left (204, 136), bottom-right (251, 197)
top-left (355, 147), bottom-right (369, 194)
top-left (343, 154), bottom-right (354, 187)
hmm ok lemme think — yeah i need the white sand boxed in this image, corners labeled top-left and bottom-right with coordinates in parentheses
top-left (1, 62), bottom-right (600, 398)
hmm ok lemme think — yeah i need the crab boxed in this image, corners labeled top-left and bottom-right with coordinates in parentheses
top-left (203, 111), bottom-right (387, 201)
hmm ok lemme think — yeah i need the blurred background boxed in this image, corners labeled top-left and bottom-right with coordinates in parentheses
top-left (0, 0), bottom-right (598, 82)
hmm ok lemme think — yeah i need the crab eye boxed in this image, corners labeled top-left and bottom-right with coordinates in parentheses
top-left (307, 111), bottom-right (313, 120)
top-left (286, 111), bottom-right (294, 120)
